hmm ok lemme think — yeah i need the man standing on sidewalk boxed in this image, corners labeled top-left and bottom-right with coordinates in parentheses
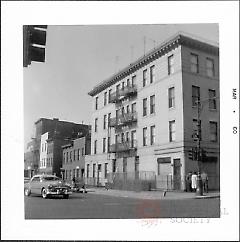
top-left (191, 172), bottom-right (197, 192)
top-left (201, 171), bottom-right (208, 193)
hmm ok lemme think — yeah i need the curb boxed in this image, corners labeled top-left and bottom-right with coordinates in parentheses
top-left (194, 195), bottom-right (220, 199)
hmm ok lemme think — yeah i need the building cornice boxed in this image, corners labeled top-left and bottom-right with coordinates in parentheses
top-left (88, 34), bottom-right (219, 97)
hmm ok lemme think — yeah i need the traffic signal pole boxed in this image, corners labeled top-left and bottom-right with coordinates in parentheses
top-left (196, 100), bottom-right (203, 196)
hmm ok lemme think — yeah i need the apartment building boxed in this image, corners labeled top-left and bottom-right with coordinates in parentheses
top-left (25, 118), bottom-right (90, 176)
top-left (85, 33), bottom-right (219, 190)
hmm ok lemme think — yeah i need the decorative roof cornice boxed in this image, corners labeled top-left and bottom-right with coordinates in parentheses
top-left (88, 33), bottom-right (219, 97)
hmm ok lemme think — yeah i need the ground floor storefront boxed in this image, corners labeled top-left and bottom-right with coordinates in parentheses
top-left (84, 147), bottom-right (219, 191)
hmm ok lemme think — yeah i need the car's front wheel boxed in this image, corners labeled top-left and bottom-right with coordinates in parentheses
top-left (24, 188), bottom-right (31, 196)
top-left (41, 188), bottom-right (48, 199)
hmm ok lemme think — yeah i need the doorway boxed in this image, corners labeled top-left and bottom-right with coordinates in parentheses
top-left (173, 159), bottom-right (181, 190)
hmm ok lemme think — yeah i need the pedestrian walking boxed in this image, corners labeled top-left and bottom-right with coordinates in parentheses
top-left (191, 172), bottom-right (197, 192)
top-left (201, 171), bottom-right (208, 193)
top-left (72, 176), bottom-right (76, 188)
top-left (186, 172), bottom-right (192, 192)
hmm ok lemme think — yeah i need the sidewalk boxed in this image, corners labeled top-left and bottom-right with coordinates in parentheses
top-left (87, 187), bottom-right (220, 200)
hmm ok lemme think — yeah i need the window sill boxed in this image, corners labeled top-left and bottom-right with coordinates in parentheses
top-left (209, 109), bottom-right (217, 112)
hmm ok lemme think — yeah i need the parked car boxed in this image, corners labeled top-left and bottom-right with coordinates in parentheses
top-left (24, 174), bottom-right (72, 199)
top-left (65, 178), bottom-right (87, 193)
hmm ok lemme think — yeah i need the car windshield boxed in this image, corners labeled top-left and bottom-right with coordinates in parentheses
top-left (42, 176), bottom-right (61, 181)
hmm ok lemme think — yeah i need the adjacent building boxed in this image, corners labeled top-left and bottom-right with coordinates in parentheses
top-left (85, 33), bottom-right (219, 190)
top-left (62, 134), bottom-right (91, 181)
top-left (25, 118), bottom-right (90, 177)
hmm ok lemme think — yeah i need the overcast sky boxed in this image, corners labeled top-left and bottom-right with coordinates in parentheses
top-left (24, 24), bottom-right (219, 149)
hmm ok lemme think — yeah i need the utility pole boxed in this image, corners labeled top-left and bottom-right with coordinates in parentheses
top-left (196, 100), bottom-right (203, 196)
top-left (195, 96), bottom-right (218, 196)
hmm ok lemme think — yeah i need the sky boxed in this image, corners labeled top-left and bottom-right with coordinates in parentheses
top-left (24, 24), bottom-right (219, 150)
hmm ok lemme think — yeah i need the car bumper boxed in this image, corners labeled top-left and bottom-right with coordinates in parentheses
top-left (47, 189), bottom-right (72, 195)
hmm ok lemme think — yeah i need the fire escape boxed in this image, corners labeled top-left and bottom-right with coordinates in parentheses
top-left (107, 84), bottom-right (138, 159)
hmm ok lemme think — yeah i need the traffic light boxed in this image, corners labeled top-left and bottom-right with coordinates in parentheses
top-left (23, 25), bottom-right (47, 67)
top-left (188, 148), bottom-right (193, 160)
top-left (200, 148), bottom-right (207, 161)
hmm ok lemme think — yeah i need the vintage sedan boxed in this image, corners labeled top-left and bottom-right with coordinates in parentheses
top-left (24, 174), bottom-right (72, 199)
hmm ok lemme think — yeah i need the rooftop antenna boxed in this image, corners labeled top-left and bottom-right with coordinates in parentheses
top-left (149, 38), bottom-right (157, 49)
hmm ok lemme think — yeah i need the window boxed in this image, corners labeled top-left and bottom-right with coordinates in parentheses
top-left (104, 163), bottom-right (108, 179)
top-left (206, 58), bottom-right (215, 77)
top-left (73, 150), bottom-right (76, 161)
top-left (82, 147), bottom-right (84, 156)
top-left (121, 133), bottom-right (125, 143)
top-left (66, 152), bottom-right (68, 163)
top-left (169, 120), bottom-right (176, 142)
top-left (112, 159), bottom-right (116, 173)
top-left (209, 89), bottom-right (217, 110)
top-left (143, 69), bottom-right (147, 87)
top-left (131, 130), bottom-right (137, 148)
top-left (143, 127), bottom-right (147, 146)
top-left (104, 92), bottom-right (107, 106)
top-left (168, 87), bottom-right (175, 108)
top-left (70, 151), bottom-right (72, 162)
top-left (150, 125), bottom-right (156, 145)
top-left (126, 132), bottom-right (129, 142)
top-left (121, 82), bottom-right (125, 90)
top-left (121, 106), bottom-right (125, 116)
top-left (116, 109), bottom-right (120, 120)
top-left (103, 115), bottom-right (107, 129)
top-left (126, 105), bottom-right (130, 114)
top-left (190, 53), bottom-right (199, 73)
top-left (210, 121), bottom-right (218, 142)
top-left (95, 97), bottom-right (98, 110)
top-left (168, 55), bottom-right (174, 75)
top-left (94, 140), bottom-right (97, 154)
top-left (127, 79), bottom-right (130, 87)
top-left (108, 113), bottom-right (111, 127)
top-left (132, 102), bottom-right (136, 113)
top-left (76, 149), bottom-right (79, 160)
top-left (103, 138), bottom-right (106, 153)
top-left (108, 89), bottom-right (112, 103)
top-left (87, 164), bottom-right (90, 178)
top-left (150, 65), bottom-right (155, 83)
top-left (192, 86), bottom-right (200, 107)
top-left (107, 136), bottom-right (111, 152)
top-left (132, 75), bottom-right (136, 86)
top-left (93, 164), bottom-right (96, 178)
top-left (98, 164), bottom-right (101, 172)
top-left (94, 118), bottom-right (98, 132)
top-left (150, 95), bottom-right (155, 114)
top-left (143, 98), bottom-right (147, 116)
top-left (116, 84), bottom-right (120, 95)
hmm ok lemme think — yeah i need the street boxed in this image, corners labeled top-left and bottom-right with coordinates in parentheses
top-left (25, 192), bottom-right (220, 219)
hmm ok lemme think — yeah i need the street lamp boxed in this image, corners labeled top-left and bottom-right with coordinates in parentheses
top-left (195, 96), bottom-right (218, 196)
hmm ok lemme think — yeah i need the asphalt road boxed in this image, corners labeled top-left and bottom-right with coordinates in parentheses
top-left (25, 192), bottom-right (220, 219)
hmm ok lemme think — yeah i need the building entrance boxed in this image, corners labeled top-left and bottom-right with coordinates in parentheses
top-left (173, 159), bottom-right (181, 190)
